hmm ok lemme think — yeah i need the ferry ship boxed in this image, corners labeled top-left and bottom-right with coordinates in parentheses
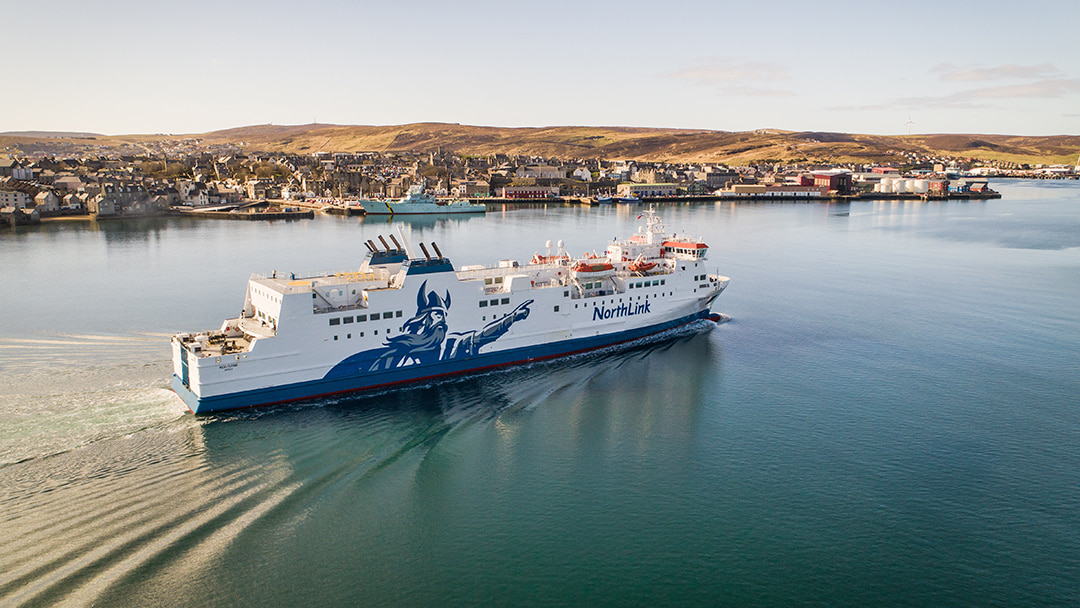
top-left (356, 183), bottom-right (485, 215)
top-left (171, 209), bottom-right (729, 413)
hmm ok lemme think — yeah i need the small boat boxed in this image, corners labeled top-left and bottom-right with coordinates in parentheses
top-left (628, 255), bottom-right (658, 274)
top-left (571, 261), bottom-right (615, 278)
top-left (387, 183), bottom-right (485, 215)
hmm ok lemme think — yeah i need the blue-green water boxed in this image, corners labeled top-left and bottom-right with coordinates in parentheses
top-left (1, 180), bottom-right (1079, 607)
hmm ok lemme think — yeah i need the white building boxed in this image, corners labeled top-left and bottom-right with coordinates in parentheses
top-left (0, 189), bottom-right (31, 209)
top-left (11, 165), bottom-right (34, 181)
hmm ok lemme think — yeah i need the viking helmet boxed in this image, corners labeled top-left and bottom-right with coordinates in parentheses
top-left (415, 281), bottom-right (451, 315)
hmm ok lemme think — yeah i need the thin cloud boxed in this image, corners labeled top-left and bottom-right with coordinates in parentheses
top-left (722, 86), bottom-right (795, 98)
top-left (960, 78), bottom-right (1080, 98)
top-left (932, 63), bottom-right (1062, 82)
top-left (667, 61), bottom-right (788, 85)
top-left (829, 77), bottom-right (1080, 112)
top-left (664, 60), bottom-right (792, 97)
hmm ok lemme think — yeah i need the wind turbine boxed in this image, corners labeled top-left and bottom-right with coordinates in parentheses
top-left (906, 115), bottom-right (915, 136)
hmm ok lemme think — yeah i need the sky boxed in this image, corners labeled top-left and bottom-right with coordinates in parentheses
top-left (2, 0), bottom-right (1078, 136)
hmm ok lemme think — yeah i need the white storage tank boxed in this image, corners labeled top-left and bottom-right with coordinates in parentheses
top-left (914, 179), bottom-right (930, 193)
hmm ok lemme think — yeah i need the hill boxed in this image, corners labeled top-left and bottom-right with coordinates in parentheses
top-left (196, 124), bottom-right (1080, 166)
top-left (3, 123), bottom-right (1079, 166)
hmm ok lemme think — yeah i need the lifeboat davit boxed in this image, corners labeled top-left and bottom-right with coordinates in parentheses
top-left (628, 254), bottom-right (658, 274)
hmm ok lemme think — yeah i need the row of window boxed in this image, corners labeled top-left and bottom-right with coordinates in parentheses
top-left (628, 279), bottom-right (666, 289)
top-left (555, 291), bottom-right (677, 312)
top-left (254, 286), bottom-right (280, 303)
top-left (333, 325), bottom-right (399, 341)
top-left (671, 247), bottom-right (706, 258)
top-left (479, 297), bottom-right (511, 308)
top-left (329, 310), bottom-right (402, 326)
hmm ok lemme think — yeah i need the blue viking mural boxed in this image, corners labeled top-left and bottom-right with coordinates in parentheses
top-left (324, 281), bottom-right (533, 379)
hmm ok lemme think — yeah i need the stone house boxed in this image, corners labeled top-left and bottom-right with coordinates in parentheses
top-left (515, 165), bottom-right (566, 179)
top-left (53, 175), bottom-right (85, 192)
top-left (34, 191), bottom-right (60, 212)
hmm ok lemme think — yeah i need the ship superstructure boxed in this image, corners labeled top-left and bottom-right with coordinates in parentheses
top-left (171, 208), bottom-right (728, 413)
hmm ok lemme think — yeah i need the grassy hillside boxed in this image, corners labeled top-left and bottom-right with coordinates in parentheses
top-left (4, 124), bottom-right (1079, 166)
top-left (197, 124), bottom-right (1080, 166)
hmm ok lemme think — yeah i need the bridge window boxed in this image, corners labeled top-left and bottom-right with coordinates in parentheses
top-left (329, 318), bottom-right (340, 326)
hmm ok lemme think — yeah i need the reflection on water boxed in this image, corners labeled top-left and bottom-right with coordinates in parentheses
top-left (358, 212), bottom-right (483, 231)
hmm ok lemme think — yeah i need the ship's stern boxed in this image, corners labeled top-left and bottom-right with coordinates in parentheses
top-left (171, 335), bottom-right (202, 414)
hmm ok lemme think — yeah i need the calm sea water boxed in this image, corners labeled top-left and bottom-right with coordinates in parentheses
top-left (1, 180), bottom-right (1079, 607)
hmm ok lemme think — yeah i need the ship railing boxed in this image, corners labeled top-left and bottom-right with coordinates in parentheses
top-left (253, 268), bottom-right (390, 283)
top-left (707, 273), bottom-right (731, 290)
top-left (238, 316), bottom-right (276, 339)
top-left (313, 300), bottom-right (371, 314)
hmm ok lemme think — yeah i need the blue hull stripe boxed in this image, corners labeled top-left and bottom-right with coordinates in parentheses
top-left (172, 311), bottom-right (712, 414)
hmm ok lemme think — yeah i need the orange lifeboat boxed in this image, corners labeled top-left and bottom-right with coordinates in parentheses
top-left (628, 254), bottom-right (658, 274)
top-left (571, 261), bottom-right (615, 278)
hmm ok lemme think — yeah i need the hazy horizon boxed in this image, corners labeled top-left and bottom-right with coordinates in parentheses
top-left (3, 122), bottom-right (1078, 140)
top-left (3, 0), bottom-right (1079, 137)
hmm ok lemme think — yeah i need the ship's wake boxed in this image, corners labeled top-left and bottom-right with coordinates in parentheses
top-left (0, 320), bottom-right (726, 607)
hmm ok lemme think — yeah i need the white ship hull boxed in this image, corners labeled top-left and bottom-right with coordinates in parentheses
top-left (386, 200), bottom-right (485, 214)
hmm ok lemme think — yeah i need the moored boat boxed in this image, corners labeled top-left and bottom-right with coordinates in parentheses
top-left (353, 183), bottom-right (486, 215)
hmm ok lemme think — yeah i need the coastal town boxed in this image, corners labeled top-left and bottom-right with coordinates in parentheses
top-left (2, 137), bottom-right (1077, 227)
